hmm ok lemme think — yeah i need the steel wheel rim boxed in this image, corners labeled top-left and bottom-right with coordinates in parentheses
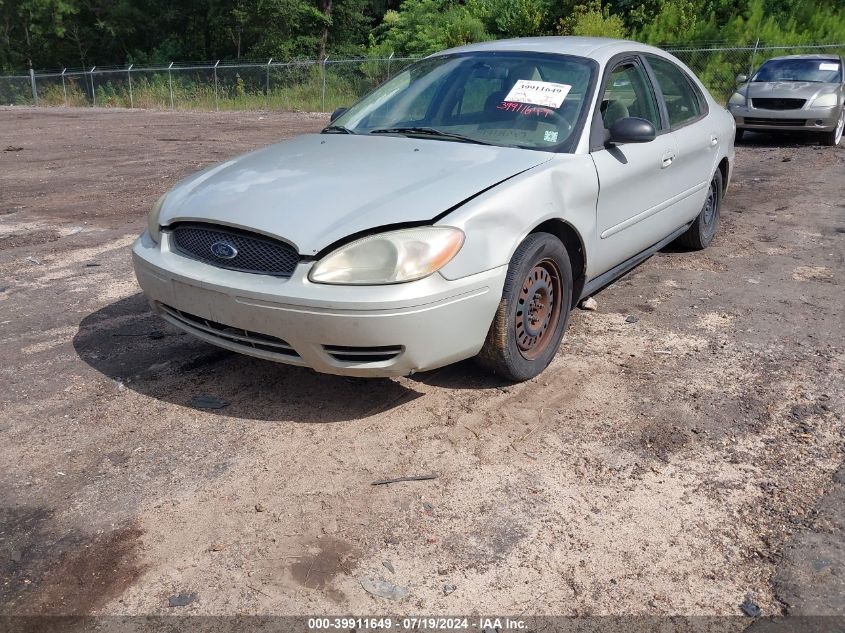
top-left (702, 178), bottom-right (720, 238)
top-left (515, 259), bottom-right (563, 360)
top-left (702, 181), bottom-right (717, 225)
top-left (835, 109), bottom-right (844, 145)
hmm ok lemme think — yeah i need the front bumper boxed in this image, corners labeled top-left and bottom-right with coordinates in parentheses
top-left (729, 103), bottom-right (840, 132)
top-left (132, 231), bottom-right (506, 377)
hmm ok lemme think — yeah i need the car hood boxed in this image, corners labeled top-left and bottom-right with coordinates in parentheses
top-left (159, 134), bottom-right (552, 255)
top-left (744, 81), bottom-right (840, 101)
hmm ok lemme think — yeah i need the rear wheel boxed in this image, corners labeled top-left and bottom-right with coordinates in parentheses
top-left (477, 233), bottom-right (572, 382)
top-left (821, 107), bottom-right (844, 146)
top-left (676, 168), bottom-right (723, 250)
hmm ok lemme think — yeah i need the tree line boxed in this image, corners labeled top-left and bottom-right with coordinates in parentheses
top-left (1, 0), bottom-right (843, 72)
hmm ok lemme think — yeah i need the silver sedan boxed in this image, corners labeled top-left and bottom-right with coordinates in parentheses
top-left (728, 54), bottom-right (844, 146)
top-left (133, 36), bottom-right (735, 381)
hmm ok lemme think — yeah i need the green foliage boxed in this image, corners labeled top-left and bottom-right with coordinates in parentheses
top-left (0, 0), bottom-right (373, 72)
top-left (558, 1), bottom-right (627, 37)
top-left (39, 78), bottom-right (88, 105)
top-left (716, 0), bottom-right (845, 45)
top-left (633, 0), bottom-right (845, 45)
top-left (1, 0), bottom-right (78, 68)
top-left (467, 0), bottom-right (548, 39)
top-left (371, 0), bottom-right (489, 56)
top-left (630, 0), bottom-right (699, 43)
top-left (0, 0), bottom-right (843, 77)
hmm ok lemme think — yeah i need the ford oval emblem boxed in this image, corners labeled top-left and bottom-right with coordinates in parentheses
top-left (210, 241), bottom-right (238, 260)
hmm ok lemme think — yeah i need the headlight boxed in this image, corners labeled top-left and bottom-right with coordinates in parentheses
top-left (309, 226), bottom-right (465, 285)
top-left (728, 92), bottom-right (746, 106)
top-left (811, 93), bottom-right (838, 108)
top-left (147, 194), bottom-right (167, 243)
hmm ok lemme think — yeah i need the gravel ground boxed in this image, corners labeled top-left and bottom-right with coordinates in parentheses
top-left (0, 107), bottom-right (843, 619)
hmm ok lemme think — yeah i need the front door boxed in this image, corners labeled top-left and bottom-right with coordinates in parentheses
top-left (590, 58), bottom-right (679, 275)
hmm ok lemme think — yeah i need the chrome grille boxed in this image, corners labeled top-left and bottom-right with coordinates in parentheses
top-left (159, 303), bottom-right (299, 358)
top-left (751, 98), bottom-right (806, 110)
top-left (170, 223), bottom-right (299, 277)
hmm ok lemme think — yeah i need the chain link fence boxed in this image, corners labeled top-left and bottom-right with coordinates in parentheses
top-left (1, 44), bottom-right (842, 112)
top-left (0, 57), bottom-right (419, 112)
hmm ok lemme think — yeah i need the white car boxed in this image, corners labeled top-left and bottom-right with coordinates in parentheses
top-left (133, 37), bottom-right (735, 381)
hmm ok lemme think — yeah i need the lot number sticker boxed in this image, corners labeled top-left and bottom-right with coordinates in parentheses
top-left (819, 63), bottom-right (840, 71)
top-left (504, 80), bottom-right (572, 108)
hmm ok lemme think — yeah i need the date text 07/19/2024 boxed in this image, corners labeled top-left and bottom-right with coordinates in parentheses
top-left (307, 616), bottom-right (527, 630)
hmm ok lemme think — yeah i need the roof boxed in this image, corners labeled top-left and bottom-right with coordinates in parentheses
top-left (765, 53), bottom-right (841, 61)
top-left (430, 36), bottom-right (672, 64)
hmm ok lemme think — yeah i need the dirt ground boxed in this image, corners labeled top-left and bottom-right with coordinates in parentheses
top-left (1, 107), bottom-right (843, 620)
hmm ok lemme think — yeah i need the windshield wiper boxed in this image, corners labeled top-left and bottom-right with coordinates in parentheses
top-left (370, 126), bottom-right (493, 145)
top-left (322, 125), bottom-right (355, 134)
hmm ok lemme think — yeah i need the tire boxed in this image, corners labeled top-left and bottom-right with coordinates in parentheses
top-left (675, 168), bottom-right (723, 251)
top-left (477, 232), bottom-right (573, 382)
top-left (735, 128), bottom-right (744, 143)
top-left (821, 107), bottom-right (844, 146)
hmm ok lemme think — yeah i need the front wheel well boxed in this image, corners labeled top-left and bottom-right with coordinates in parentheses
top-left (529, 219), bottom-right (586, 308)
top-left (717, 157), bottom-right (730, 195)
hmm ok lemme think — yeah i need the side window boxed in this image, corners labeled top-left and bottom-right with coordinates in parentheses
top-left (646, 56), bottom-right (703, 128)
top-left (601, 62), bottom-right (660, 130)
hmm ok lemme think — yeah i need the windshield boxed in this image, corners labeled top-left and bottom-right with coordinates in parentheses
top-left (752, 58), bottom-right (843, 83)
top-left (330, 52), bottom-right (597, 151)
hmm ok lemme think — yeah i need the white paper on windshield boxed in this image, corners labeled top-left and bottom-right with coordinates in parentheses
top-left (820, 63), bottom-right (840, 71)
top-left (504, 80), bottom-right (572, 108)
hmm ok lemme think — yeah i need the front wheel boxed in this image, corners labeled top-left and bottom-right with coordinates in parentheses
top-left (477, 233), bottom-right (573, 382)
top-left (735, 128), bottom-right (744, 142)
top-left (675, 168), bottom-right (723, 250)
top-left (821, 107), bottom-right (844, 146)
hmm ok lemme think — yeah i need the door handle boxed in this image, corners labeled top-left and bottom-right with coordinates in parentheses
top-left (661, 152), bottom-right (675, 169)
top-left (710, 135), bottom-right (719, 147)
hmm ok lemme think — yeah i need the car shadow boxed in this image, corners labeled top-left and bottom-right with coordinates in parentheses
top-left (738, 130), bottom-right (829, 147)
top-left (659, 241), bottom-right (697, 254)
top-left (410, 358), bottom-right (513, 390)
top-left (72, 293), bottom-right (424, 423)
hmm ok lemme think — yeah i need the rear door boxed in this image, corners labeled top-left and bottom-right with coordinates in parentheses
top-left (590, 56), bottom-right (679, 274)
top-left (644, 55), bottom-right (717, 227)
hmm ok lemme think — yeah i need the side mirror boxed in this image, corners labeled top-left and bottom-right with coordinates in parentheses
top-left (607, 117), bottom-right (656, 145)
top-left (736, 74), bottom-right (748, 84)
top-left (330, 106), bottom-right (348, 122)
